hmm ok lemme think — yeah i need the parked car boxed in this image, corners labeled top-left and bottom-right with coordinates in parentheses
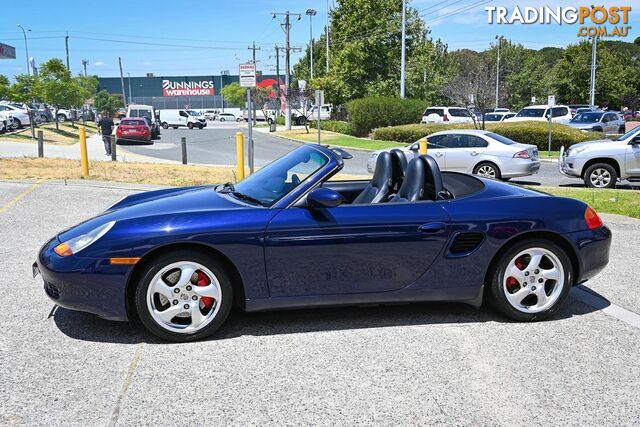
top-left (55, 108), bottom-right (75, 122)
top-left (34, 143), bottom-right (611, 341)
top-left (493, 108), bottom-right (510, 113)
top-left (115, 118), bottom-right (152, 144)
top-left (159, 109), bottom-right (207, 129)
top-left (367, 130), bottom-right (539, 180)
top-left (0, 112), bottom-right (16, 132)
top-left (421, 107), bottom-right (474, 124)
top-left (202, 110), bottom-right (218, 120)
top-left (127, 104), bottom-right (160, 138)
top-left (114, 108), bottom-right (127, 119)
top-left (559, 127), bottom-right (640, 188)
top-left (482, 112), bottom-right (516, 122)
top-left (216, 112), bottom-right (237, 122)
top-left (242, 109), bottom-right (276, 124)
top-left (568, 104), bottom-right (595, 116)
top-left (568, 111), bottom-right (625, 134)
top-left (308, 104), bottom-right (332, 120)
top-left (506, 105), bottom-right (573, 124)
top-left (0, 104), bottom-right (30, 128)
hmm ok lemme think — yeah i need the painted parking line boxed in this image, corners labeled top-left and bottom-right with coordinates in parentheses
top-left (109, 342), bottom-right (144, 427)
top-left (0, 179), bottom-right (44, 215)
top-left (573, 285), bottom-right (640, 330)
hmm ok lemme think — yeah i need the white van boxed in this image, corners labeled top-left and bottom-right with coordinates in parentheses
top-left (308, 104), bottom-right (332, 120)
top-left (127, 104), bottom-right (160, 137)
top-left (159, 109), bottom-right (208, 129)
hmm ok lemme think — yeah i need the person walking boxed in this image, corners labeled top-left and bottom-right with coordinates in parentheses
top-left (97, 112), bottom-right (115, 156)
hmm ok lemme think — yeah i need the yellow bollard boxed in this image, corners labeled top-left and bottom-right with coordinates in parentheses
top-left (419, 137), bottom-right (428, 155)
top-left (79, 126), bottom-right (89, 177)
top-left (235, 132), bottom-right (245, 181)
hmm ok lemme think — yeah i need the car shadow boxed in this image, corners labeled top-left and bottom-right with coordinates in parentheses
top-left (116, 140), bottom-right (155, 146)
top-left (52, 286), bottom-right (608, 345)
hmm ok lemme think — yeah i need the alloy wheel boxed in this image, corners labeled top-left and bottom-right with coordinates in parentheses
top-left (146, 261), bottom-right (222, 334)
top-left (589, 168), bottom-right (611, 188)
top-left (476, 165), bottom-right (496, 178)
top-left (503, 247), bottom-right (565, 313)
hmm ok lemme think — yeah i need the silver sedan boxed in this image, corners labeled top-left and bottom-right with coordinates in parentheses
top-left (367, 130), bottom-right (540, 180)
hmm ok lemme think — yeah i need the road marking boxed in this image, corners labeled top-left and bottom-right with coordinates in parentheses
top-left (0, 179), bottom-right (44, 215)
top-left (109, 343), bottom-right (144, 426)
top-left (573, 286), bottom-right (640, 330)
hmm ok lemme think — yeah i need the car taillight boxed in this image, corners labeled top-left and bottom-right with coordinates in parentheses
top-left (116, 127), bottom-right (123, 135)
top-left (443, 114), bottom-right (449, 122)
top-left (513, 150), bottom-right (530, 159)
top-left (584, 206), bottom-right (603, 229)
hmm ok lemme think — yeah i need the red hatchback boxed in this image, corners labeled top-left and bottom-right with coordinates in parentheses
top-left (116, 118), bottom-right (151, 144)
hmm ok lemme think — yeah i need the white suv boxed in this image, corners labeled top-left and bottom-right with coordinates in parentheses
top-left (420, 107), bottom-right (474, 124)
top-left (368, 130), bottom-right (540, 180)
top-left (506, 105), bottom-right (573, 124)
top-left (559, 127), bottom-right (640, 188)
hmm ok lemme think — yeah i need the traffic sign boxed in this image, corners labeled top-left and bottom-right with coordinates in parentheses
top-left (548, 95), bottom-right (556, 107)
top-left (239, 63), bottom-right (256, 88)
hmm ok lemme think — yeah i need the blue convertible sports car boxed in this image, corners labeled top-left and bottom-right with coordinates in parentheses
top-left (35, 144), bottom-right (611, 341)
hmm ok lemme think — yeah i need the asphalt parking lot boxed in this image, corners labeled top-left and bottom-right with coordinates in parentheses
top-left (1, 179), bottom-right (640, 425)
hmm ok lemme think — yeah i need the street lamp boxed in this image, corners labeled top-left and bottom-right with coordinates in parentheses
top-left (18, 25), bottom-right (31, 76)
top-left (306, 9), bottom-right (317, 80)
top-left (495, 35), bottom-right (505, 109)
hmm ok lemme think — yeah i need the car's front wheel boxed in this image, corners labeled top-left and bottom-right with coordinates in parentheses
top-left (584, 163), bottom-right (617, 188)
top-left (473, 162), bottom-right (502, 180)
top-left (57, 114), bottom-right (67, 122)
top-left (134, 250), bottom-right (233, 342)
top-left (161, 122), bottom-right (169, 129)
top-left (488, 239), bottom-right (572, 321)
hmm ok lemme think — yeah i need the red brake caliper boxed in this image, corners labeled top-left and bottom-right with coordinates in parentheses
top-left (506, 276), bottom-right (518, 293)
top-left (196, 271), bottom-right (214, 310)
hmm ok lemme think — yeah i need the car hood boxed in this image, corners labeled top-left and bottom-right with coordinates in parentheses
top-left (568, 138), bottom-right (613, 150)
top-left (58, 186), bottom-right (246, 242)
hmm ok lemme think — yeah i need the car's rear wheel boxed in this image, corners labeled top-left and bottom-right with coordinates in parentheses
top-left (161, 122), bottom-right (169, 129)
top-left (488, 239), bottom-right (572, 321)
top-left (473, 162), bottom-right (501, 180)
top-left (584, 163), bottom-right (617, 188)
top-left (13, 118), bottom-right (22, 129)
top-left (134, 250), bottom-right (233, 342)
top-left (57, 114), bottom-right (66, 122)
top-left (219, 117), bottom-right (225, 122)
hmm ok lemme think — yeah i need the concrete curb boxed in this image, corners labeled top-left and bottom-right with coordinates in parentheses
top-left (255, 127), bottom-right (382, 154)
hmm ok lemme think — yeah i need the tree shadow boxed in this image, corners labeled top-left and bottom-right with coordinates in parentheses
top-left (52, 286), bottom-right (608, 345)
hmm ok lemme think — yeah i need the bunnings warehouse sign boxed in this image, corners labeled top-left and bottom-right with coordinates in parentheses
top-left (162, 79), bottom-right (215, 96)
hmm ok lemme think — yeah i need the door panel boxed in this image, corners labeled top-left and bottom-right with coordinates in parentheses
top-left (265, 203), bottom-right (451, 297)
top-left (626, 144), bottom-right (640, 176)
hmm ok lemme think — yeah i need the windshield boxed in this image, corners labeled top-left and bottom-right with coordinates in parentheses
top-left (615, 127), bottom-right (640, 141)
top-left (483, 114), bottom-right (502, 122)
top-left (232, 145), bottom-right (330, 207)
top-left (517, 108), bottom-right (546, 118)
top-left (186, 110), bottom-right (200, 116)
top-left (571, 112), bottom-right (603, 123)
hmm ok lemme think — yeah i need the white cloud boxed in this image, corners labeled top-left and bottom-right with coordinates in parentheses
top-left (94, 61), bottom-right (105, 67)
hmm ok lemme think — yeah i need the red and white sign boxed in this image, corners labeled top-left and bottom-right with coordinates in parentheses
top-left (162, 79), bottom-right (215, 97)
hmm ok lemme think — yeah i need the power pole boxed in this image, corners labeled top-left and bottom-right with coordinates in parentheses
top-left (275, 46), bottom-right (281, 98)
top-left (306, 9), bottom-right (317, 80)
top-left (65, 32), bottom-right (70, 71)
top-left (495, 35), bottom-right (503, 109)
top-left (248, 41), bottom-right (261, 64)
top-left (272, 11), bottom-right (302, 130)
top-left (400, 0), bottom-right (406, 98)
top-left (82, 59), bottom-right (88, 77)
top-left (589, 34), bottom-right (598, 106)
top-left (118, 57), bottom-right (127, 108)
top-left (248, 42), bottom-right (261, 125)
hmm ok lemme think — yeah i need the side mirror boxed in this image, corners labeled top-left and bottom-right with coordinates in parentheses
top-left (410, 143), bottom-right (419, 151)
top-left (307, 188), bottom-right (343, 208)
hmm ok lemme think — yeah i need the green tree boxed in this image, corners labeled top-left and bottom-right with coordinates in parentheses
top-left (220, 82), bottom-right (246, 106)
top-left (9, 74), bottom-right (41, 104)
top-left (93, 90), bottom-right (123, 116)
top-left (0, 74), bottom-right (10, 100)
top-left (37, 58), bottom-right (86, 129)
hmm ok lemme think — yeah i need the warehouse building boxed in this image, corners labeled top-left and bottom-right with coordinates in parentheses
top-left (98, 73), bottom-right (280, 110)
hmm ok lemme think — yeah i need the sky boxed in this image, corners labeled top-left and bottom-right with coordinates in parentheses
top-left (0, 0), bottom-right (638, 80)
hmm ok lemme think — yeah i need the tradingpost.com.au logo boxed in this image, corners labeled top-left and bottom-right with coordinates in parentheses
top-left (485, 5), bottom-right (632, 37)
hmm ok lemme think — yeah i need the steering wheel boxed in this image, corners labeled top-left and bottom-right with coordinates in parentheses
top-left (291, 174), bottom-right (301, 186)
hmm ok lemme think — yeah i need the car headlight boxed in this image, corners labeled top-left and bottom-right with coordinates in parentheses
top-left (54, 221), bottom-right (115, 257)
top-left (568, 146), bottom-right (587, 157)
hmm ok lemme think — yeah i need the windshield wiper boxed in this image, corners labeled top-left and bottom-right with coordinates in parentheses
top-left (228, 191), bottom-right (265, 206)
top-left (217, 182), bottom-right (235, 193)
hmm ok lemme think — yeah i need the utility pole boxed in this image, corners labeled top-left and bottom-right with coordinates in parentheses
top-left (118, 57), bottom-right (127, 108)
top-left (589, 34), bottom-right (598, 106)
top-left (17, 25), bottom-right (30, 76)
top-left (248, 42), bottom-right (261, 125)
top-left (82, 59), bottom-right (88, 77)
top-left (306, 9), bottom-right (317, 80)
top-left (495, 35), bottom-right (503, 109)
top-left (272, 11), bottom-right (302, 130)
top-left (127, 72), bottom-right (132, 105)
top-left (65, 32), bottom-right (70, 71)
top-left (400, 0), bottom-right (406, 98)
top-left (326, 0), bottom-right (330, 73)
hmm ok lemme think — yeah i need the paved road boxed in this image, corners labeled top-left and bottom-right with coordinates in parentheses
top-left (1, 179), bottom-right (640, 425)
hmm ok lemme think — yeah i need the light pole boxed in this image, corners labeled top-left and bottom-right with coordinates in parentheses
top-left (306, 9), bottom-right (317, 80)
top-left (326, 0), bottom-right (330, 73)
top-left (495, 35), bottom-right (504, 109)
top-left (18, 25), bottom-right (31, 76)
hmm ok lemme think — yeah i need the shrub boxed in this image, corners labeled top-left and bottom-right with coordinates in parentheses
top-left (309, 120), bottom-right (353, 135)
top-left (275, 116), bottom-right (285, 125)
top-left (372, 121), bottom-right (604, 151)
top-left (346, 97), bottom-right (425, 136)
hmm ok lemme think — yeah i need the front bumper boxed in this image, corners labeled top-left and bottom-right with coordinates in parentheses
top-left (35, 237), bottom-right (131, 321)
top-left (558, 147), bottom-right (582, 178)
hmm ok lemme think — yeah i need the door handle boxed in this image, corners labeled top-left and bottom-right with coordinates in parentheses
top-left (470, 151), bottom-right (479, 156)
top-left (418, 222), bottom-right (446, 233)
top-left (434, 152), bottom-right (444, 157)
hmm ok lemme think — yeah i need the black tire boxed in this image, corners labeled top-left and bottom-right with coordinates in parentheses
top-left (173, 126), bottom-right (178, 129)
top-left (187, 122), bottom-right (194, 129)
top-left (57, 114), bottom-right (66, 122)
top-left (592, 126), bottom-right (602, 132)
top-left (13, 119), bottom-right (22, 129)
top-left (219, 117), bottom-right (225, 122)
top-left (583, 163), bottom-right (617, 189)
top-left (619, 126), bottom-right (625, 134)
top-left (198, 123), bottom-right (203, 129)
top-left (134, 249), bottom-right (234, 342)
top-left (161, 122), bottom-right (169, 129)
top-left (488, 238), bottom-right (573, 322)
top-left (267, 118), bottom-right (273, 125)
top-left (473, 162), bottom-right (502, 180)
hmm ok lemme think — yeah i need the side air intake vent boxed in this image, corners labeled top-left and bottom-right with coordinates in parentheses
top-left (449, 232), bottom-right (484, 254)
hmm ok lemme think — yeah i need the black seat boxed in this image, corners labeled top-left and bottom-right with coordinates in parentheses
top-left (389, 149), bottom-right (408, 191)
top-left (353, 151), bottom-right (393, 204)
top-left (389, 155), bottom-right (443, 203)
